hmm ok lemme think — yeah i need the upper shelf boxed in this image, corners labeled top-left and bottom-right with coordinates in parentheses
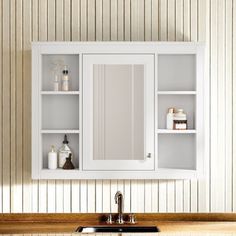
top-left (157, 91), bottom-right (196, 95)
top-left (41, 129), bottom-right (80, 134)
top-left (41, 91), bottom-right (80, 95)
top-left (42, 54), bottom-right (80, 91)
top-left (158, 54), bottom-right (196, 91)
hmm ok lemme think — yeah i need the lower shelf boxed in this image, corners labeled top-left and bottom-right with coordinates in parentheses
top-left (37, 168), bottom-right (199, 180)
top-left (41, 129), bottom-right (80, 134)
top-left (158, 133), bottom-right (196, 170)
top-left (42, 133), bottom-right (80, 169)
top-left (42, 168), bottom-right (80, 171)
top-left (157, 129), bottom-right (196, 134)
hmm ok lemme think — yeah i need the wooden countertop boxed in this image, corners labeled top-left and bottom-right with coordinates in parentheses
top-left (0, 213), bottom-right (236, 234)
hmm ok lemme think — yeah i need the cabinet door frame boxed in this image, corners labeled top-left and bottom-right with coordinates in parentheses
top-left (83, 54), bottom-right (155, 171)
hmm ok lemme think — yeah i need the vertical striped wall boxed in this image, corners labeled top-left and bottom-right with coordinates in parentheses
top-left (0, 0), bottom-right (235, 213)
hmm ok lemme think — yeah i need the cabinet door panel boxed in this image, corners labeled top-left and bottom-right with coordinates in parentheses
top-left (83, 54), bottom-right (155, 170)
top-left (93, 64), bottom-right (144, 161)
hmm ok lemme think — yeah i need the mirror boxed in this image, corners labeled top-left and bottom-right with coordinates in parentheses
top-left (93, 64), bottom-right (144, 161)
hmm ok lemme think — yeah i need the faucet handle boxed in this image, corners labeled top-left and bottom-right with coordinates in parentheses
top-left (106, 214), bottom-right (114, 224)
top-left (116, 214), bottom-right (124, 224)
top-left (128, 213), bottom-right (136, 224)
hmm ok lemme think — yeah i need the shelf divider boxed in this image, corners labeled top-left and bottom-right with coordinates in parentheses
top-left (41, 91), bottom-right (80, 95)
top-left (157, 91), bottom-right (196, 95)
top-left (157, 129), bottom-right (196, 134)
top-left (41, 129), bottom-right (80, 134)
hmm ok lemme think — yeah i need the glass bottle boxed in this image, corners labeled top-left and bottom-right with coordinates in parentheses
top-left (59, 135), bottom-right (72, 168)
top-left (51, 59), bottom-right (64, 91)
top-left (53, 74), bottom-right (60, 91)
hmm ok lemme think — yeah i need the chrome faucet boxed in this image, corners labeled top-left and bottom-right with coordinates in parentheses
top-left (115, 191), bottom-right (124, 224)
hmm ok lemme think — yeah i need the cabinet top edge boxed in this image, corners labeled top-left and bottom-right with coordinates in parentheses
top-left (31, 41), bottom-right (205, 46)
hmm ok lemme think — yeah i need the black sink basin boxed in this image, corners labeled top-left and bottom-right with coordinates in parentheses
top-left (76, 226), bottom-right (160, 233)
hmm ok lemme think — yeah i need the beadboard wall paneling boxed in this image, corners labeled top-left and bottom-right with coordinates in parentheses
top-left (0, 0), bottom-right (235, 213)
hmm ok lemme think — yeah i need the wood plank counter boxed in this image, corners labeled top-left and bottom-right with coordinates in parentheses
top-left (0, 213), bottom-right (236, 234)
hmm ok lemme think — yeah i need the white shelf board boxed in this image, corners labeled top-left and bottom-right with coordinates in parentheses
top-left (157, 129), bottom-right (196, 134)
top-left (40, 168), bottom-right (80, 179)
top-left (157, 91), bottom-right (196, 95)
top-left (41, 91), bottom-right (80, 95)
top-left (41, 129), bottom-right (80, 134)
top-left (38, 168), bottom-right (199, 179)
top-left (42, 168), bottom-right (79, 171)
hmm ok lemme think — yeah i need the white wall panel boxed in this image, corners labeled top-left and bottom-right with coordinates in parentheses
top-left (233, 0), bottom-right (236, 212)
top-left (0, 0), bottom-right (234, 213)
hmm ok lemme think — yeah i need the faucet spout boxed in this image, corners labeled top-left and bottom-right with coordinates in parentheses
top-left (114, 191), bottom-right (124, 224)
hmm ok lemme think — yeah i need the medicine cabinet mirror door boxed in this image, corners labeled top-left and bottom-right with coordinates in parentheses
top-left (83, 54), bottom-right (155, 171)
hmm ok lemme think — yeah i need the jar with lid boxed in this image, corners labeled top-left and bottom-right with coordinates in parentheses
top-left (173, 109), bottom-right (187, 130)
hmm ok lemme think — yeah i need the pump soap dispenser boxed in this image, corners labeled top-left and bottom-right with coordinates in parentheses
top-left (61, 65), bottom-right (70, 91)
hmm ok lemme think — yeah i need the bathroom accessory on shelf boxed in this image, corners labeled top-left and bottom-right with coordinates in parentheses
top-left (48, 145), bottom-right (57, 170)
top-left (51, 59), bottom-right (64, 91)
top-left (62, 153), bottom-right (75, 169)
top-left (53, 74), bottom-right (60, 91)
top-left (166, 107), bottom-right (175, 129)
top-left (173, 109), bottom-right (187, 130)
top-left (61, 65), bottom-right (70, 91)
top-left (59, 135), bottom-right (72, 168)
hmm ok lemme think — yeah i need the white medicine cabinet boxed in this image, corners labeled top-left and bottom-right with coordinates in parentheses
top-left (32, 42), bottom-right (207, 179)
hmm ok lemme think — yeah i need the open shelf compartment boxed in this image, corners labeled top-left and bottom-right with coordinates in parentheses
top-left (42, 95), bottom-right (79, 130)
top-left (42, 54), bottom-right (80, 91)
top-left (158, 54), bottom-right (196, 91)
top-left (42, 133), bottom-right (80, 169)
top-left (158, 94), bottom-right (196, 130)
top-left (158, 133), bottom-right (196, 170)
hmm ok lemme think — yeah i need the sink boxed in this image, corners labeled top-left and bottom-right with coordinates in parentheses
top-left (76, 226), bottom-right (160, 233)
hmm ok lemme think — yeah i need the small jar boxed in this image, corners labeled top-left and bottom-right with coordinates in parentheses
top-left (173, 109), bottom-right (187, 130)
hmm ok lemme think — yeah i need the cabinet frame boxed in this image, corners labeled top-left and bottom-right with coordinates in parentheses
top-left (32, 42), bottom-right (207, 179)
